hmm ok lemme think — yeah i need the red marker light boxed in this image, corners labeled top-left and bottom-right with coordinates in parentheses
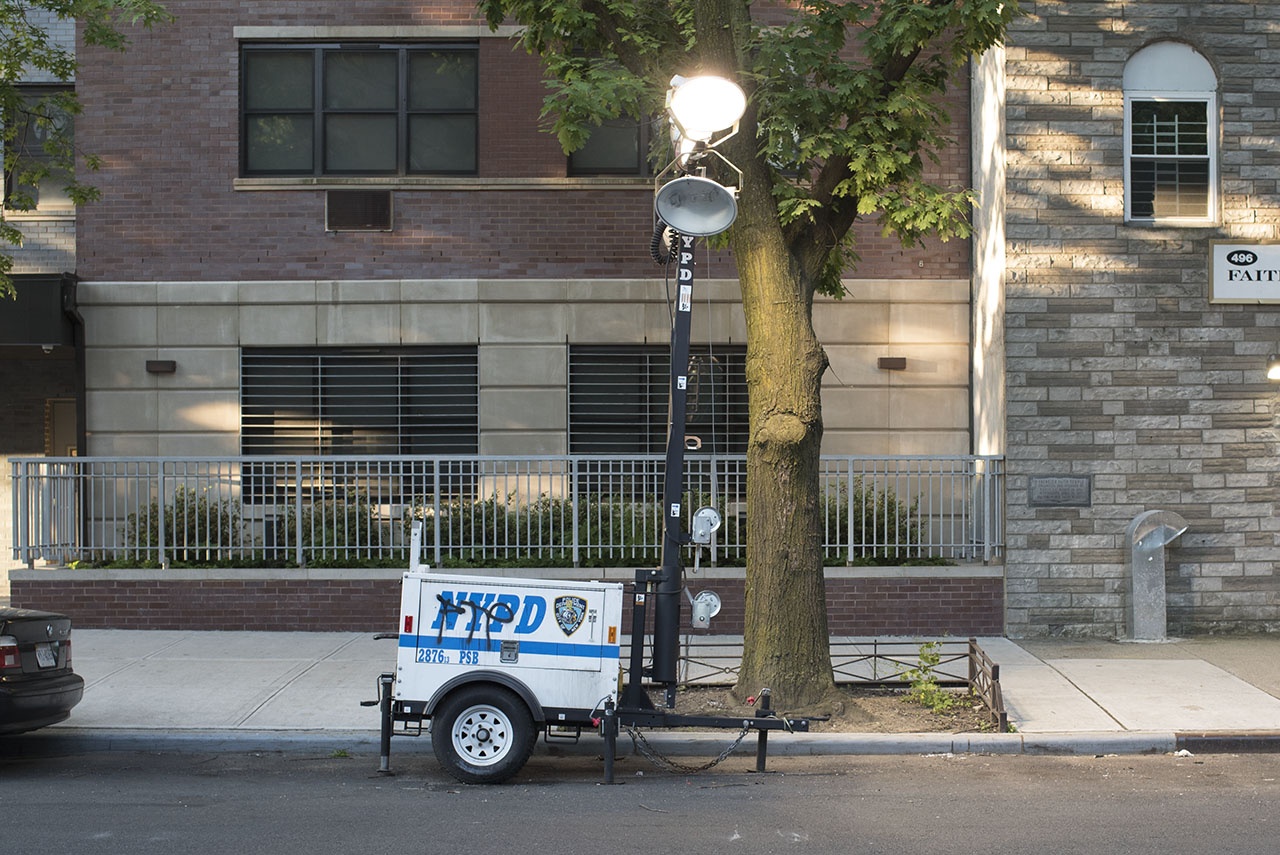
top-left (404, 615), bottom-right (413, 634)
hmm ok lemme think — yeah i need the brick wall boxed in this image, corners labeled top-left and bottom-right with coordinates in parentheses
top-left (7, 217), bottom-right (74, 275)
top-left (1003, 1), bottom-right (1280, 636)
top-left (73, 0), bottom-right (970, 283)
top-left (9, 571), bottom-right (1004, 635)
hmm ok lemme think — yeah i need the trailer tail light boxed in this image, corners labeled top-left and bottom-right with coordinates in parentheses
top-left (0, 636), bottom-right (20, 671)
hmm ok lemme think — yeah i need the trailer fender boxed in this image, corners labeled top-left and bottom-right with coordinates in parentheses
top-left (425, 670), bottom-right (545, 723)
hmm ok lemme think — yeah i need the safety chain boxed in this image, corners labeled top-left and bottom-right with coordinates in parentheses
top-left (623, 722), bottom-right (752, 774)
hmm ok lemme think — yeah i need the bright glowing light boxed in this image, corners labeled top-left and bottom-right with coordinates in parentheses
top-left (667, 75), bottom-right (747, 142)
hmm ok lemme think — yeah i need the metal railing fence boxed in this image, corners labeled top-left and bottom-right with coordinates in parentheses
top-left (11, 454), bottom-right (1003, 569)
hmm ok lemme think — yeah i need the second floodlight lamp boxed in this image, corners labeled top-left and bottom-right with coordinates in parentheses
top-left (666, 75), bottom-right (747, 147)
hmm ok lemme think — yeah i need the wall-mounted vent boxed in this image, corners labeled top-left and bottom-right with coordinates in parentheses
top-left (326, 190), bottom-right (392, 231)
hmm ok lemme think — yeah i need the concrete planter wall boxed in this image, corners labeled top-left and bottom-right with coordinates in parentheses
top-left (8, 565), bottom-right (1005, 635)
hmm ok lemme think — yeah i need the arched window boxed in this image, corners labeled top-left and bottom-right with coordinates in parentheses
top-left (1123, 42), bottom-right (1218, 223)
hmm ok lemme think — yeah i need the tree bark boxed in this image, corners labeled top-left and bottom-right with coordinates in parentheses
top-left (687, 0), bottom-right (837, 709)
top-left (730, 200), bottom-right (835, 708)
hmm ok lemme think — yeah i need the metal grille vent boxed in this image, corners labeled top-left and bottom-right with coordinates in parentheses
top-left (240, 347), bottom-right (478, 456)
top-left (568, 344), bottom-right (748, 454)
top-left (326, 190), bottom-right (392, 231)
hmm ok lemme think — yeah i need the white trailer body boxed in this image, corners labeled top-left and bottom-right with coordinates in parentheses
top-left (392, 570), bottom-right (625, 783)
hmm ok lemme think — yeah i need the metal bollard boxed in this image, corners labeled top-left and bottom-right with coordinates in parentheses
top-left (1126, 510), bottom-right (1188, 641)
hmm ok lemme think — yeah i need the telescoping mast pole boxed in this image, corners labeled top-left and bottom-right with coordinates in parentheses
top-left (650, 231), bottom-right (698, 705)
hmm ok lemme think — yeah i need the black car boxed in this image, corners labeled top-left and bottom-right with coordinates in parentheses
top-left (0, 608), bottom-right (84, 734)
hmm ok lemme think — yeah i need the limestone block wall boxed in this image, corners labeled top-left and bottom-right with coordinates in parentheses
top-left (1001, 1), bottom-right (1280, 636)
top-left (76, 276), bottom-right (972, 459)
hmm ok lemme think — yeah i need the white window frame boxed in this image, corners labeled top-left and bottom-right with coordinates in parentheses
top-left (1123, 42), bottom-right (1218, 225)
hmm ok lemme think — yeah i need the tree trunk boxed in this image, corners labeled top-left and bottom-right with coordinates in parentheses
top-left (691, 0), bottom-right (836, 709)
top-left (730, 184), bottom-right (835, 709)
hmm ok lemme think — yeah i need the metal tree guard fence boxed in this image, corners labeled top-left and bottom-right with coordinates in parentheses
top-left (11, 454), bottom-right (1003, 569)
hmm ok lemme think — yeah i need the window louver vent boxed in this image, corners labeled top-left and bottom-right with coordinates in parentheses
top-left (326, 190), bottom-right (392, 231)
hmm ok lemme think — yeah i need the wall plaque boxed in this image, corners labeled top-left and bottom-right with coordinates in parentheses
top-left (1210, 241), bottom-right (1280, 303)
top-left (1028, 475), bottom-right (1092, 508)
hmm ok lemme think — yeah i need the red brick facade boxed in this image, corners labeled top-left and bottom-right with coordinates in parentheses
top-left (11, 573), bottom-right (1004, 635)
top-left (73, 0), bottom-right (971, 283)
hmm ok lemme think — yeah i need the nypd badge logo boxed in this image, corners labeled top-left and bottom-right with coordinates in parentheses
top-left (554, 595), bottom-right (588, 636)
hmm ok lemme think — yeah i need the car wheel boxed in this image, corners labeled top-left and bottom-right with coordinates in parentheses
top-left (432, 686), bottom-right (536, 784)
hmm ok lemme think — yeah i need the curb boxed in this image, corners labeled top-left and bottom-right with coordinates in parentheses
top-left (1175, 731), bottom-right (1280, 754)
top-left (1, 727), bottom-right (1204, 761)
top-left (1, 729), bottom-right (382, 758)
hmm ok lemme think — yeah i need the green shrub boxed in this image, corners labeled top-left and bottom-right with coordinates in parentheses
top-left (824, 477), bottom-right (926, 564)
top-left (275, 493), bottom-right (391, 563)
top-left (901, 641), bottom-right (957, 713)
top-left (121, 487), bottom-right (244, 563)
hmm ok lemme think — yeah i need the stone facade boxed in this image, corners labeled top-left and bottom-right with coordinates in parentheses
top-left (998, 1), bottom-right (1280, 636)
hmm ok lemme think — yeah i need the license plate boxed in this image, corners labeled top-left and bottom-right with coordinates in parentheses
top-left (35, 643), bottom-right (57, 669)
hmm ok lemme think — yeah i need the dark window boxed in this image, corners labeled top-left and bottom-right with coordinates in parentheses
top-left (569, 117), bottom-right (659, 176)
top-left (3, 87), bottom-right (75, 211)
top-left (241, 44), bottom-right (478, 177)
top-left (569, 345), bottom-right (747, 453)
top-left (1129, 100), bottom-right (1210, 220)
top-left (240, 347), bottom-right (479, 456)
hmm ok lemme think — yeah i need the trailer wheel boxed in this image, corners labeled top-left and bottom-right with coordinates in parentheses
top-left (432, 686), bottom-right (536, 784)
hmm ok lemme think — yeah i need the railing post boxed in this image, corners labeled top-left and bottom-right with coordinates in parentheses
top-left (432, 458), bottom-right (442, 567)
top-left (294, 460), bottom-right (304, 568)
top-left (709, 455), bottom-right (719, 567)
top-left (570, 457), bottom-right (580, 568)
top-left (980, 458), bottom-right (992, 564)
top-left (42, 464), bottom-right (56, 565)
top-left (157, 466), bottom-right (168, 570)
top-left (846, 458), bottom-right (855, 566)
top-left (15, 460), bottom-right (31, 568)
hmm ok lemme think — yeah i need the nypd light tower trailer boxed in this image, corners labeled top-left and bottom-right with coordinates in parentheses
top-left (371, 232), bottom-right (813, 785)
top-left (372, 95), bottom-right (813, 783)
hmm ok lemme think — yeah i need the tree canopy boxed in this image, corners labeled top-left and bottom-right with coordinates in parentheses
top-left (0, 0), bottom-right (171, 297)
top-left (482, 0), bottom-right (1017, 295)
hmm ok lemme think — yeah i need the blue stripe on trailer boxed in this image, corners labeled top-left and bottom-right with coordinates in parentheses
top-left (400, 634), bottom-right (620, 660)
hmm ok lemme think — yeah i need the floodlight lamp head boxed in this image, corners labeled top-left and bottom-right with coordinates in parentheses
top-left (654, 174), bottom-right (738, 237)
top-left (666, 74), bottom-right (747, 146)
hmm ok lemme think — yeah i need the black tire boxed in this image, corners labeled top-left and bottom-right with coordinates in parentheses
top-left (431, 685), bottom-right (537, 784)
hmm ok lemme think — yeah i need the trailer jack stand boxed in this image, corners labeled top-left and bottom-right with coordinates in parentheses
top-left (363, 672), bottom-right (397, 776)
top-left (602, 699), bottom-right (620, 785)
top-left (754, 689), bottom-right (774, 773)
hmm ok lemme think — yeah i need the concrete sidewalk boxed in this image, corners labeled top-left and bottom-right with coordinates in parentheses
top-left (6, 630), bottom-right (1279, 760)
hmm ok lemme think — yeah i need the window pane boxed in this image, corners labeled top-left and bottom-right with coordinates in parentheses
top-left (245, 51), bottom-right (314, 110)
top-left (569, 121), bottom-right (641, 175)
top-left (246, 115), bottom-right (314, 172)
top-left (242, 45), bottom-right (478, 178)
top-left (1131, 101), bottom-right (1207, 156)
top-left (324, 51), bottom-right (398, 110)
top-left (325, 115), bottom-right (397, 172)
top-left (409, 114), bottom-right (477, 173)
top-left (1130, 159), bottom-right (1210, 219)
top-left (5, 90), bottom-right (75, 210)
top-left (408, 50), bottom-right (477, 110)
